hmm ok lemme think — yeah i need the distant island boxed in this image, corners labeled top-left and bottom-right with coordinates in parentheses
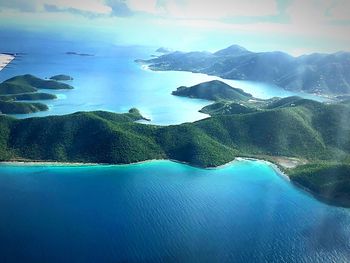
top-left (66, 52), bottom-right (94, 57)
top-left (49, 74), bottom-right (73, 81)
top-left (0, 92), bottom-right (57, 101)
top-left (0, 74), bottom-right (73, 114)
top-left (139, 45), bottom-right (350, 96)
top-left (155, 47), bottom-right (173, 54)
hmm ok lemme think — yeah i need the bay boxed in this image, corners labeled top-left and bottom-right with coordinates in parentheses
top-left (0, 30), bottom-right (326, 125)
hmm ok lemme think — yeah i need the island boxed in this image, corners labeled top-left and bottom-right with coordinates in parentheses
top-left (0, 74), bottom-right (73, 114)
top-left (0, 101), bottom-right (48, 114)
top-left (155, 47), bottom-right (172, 54)
top-left (49, 74), bottom-right (73, 81)
top-left (66, 52), bottom-right (94, 57)
top-left (0, 93), bottom-right (57, 101)
top-left (172, 80), bottom-right (253, 101)
top-left (0, 88), bottom-right (350, 206)
top-left (171, 80), bottom-right (308, 116)
top-left (0, 74), bottom-right (73, 92)
top-left (139, 44), bottom-right (350, 96)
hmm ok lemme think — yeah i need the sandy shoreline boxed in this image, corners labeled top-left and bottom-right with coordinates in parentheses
top-left (0, 161), bottom-right (103, 167)
top-left (0, 156), bottom-right (298, 178)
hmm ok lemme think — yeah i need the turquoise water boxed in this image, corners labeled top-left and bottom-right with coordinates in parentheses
top-left (0, 30), bottom-right (326, 125)
top-left (0, 160), bottom-right (349, 262)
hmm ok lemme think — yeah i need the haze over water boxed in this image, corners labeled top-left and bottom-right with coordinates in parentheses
top-left (0, 30), bottom-right (325, 125)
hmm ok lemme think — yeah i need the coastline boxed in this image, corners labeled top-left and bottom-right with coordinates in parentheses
top-left (2, 157), bottom-right (349, 208)
top-left (142, 59), bottom-right (334, 102)
top-left (0, 156), bottom-right (285, 168)
top-left (0, 156), bottom-right (292, 179)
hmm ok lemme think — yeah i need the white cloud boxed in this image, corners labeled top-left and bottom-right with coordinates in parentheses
top-left (126, 0), bottom-right (159, 14)
top-left (286, 0), bottom-right (350, 24)
top-left (168, 0), bottom-right (278, 19)
top-left (286, 0), bottom-right (332, 25)
top-left (103, 0), bottom-right (280, 18)
top-left (328, 0), bottom-right (350, 21)
top-left (0, 0), bottom-right (111, 14)
top-left (42, 0), bottom-right (111, 14)
top-left (126, 0), bottom-right (279, 19)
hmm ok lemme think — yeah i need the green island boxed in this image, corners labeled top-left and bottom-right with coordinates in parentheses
top-left (0, 101), bottom-right (48, 114)
top-left (0, 78), bottom-right (350, 206)
top-left (172, 80), bottom-right (253, 101)
top-left (49, 74), bottom-right (73, 81)
top-left (0, 93), bottom-right (57, 101)
top-left (0, 74), bottom-right (73, 114)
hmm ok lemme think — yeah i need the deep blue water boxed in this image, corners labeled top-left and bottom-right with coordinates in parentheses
top-left (0, 160), bottom-right (349, 263)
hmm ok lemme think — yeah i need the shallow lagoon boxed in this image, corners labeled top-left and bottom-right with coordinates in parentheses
top-left (0, 160), bottom-right (349, 262)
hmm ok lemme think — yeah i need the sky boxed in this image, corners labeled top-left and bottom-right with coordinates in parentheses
top-left (0, 0), bottom-right (350, 55)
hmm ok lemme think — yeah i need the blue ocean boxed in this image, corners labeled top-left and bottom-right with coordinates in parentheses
top-left (0, 160), bottom-right (349, 263)
top-left (0, 30), bottom-right (349, 262)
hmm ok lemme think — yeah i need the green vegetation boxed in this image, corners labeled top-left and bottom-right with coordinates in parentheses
top-left (172, 80), bottom-right (253, 101)
top-left (4, 74), bottom-right (73, 90)
top-left (288, 163), bottom-right (350, 207)
top-left (49, 74), bottom-right (73, 81)
top-left (0, 74), bottom-right (73, 114)
top-left (0, 82), bottom-right (37, 95)
top-left (0, 93), bottom-right (57, 101)
top-left (143, 45), bottom-right (350, 95)
top-left (0, 101), bottom-right (48, 114)
top-left (180, 82), bottom-right (350, 206)
top-left (0, 99), bottom-right (350, 206)
top-left (200, 101), bottom-right (258, 115)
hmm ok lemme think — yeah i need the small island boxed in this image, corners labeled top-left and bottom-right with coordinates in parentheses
top-left (66, 51), bottom-right (94, 57)
top-left (49, 74), bottom-right (73, 81)
top-left (155, 47), bottom-right (172, 54)
top-left (172, 80), bottom-right (253, 101)
top-left (0, 74), bottom-right (73, 114)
